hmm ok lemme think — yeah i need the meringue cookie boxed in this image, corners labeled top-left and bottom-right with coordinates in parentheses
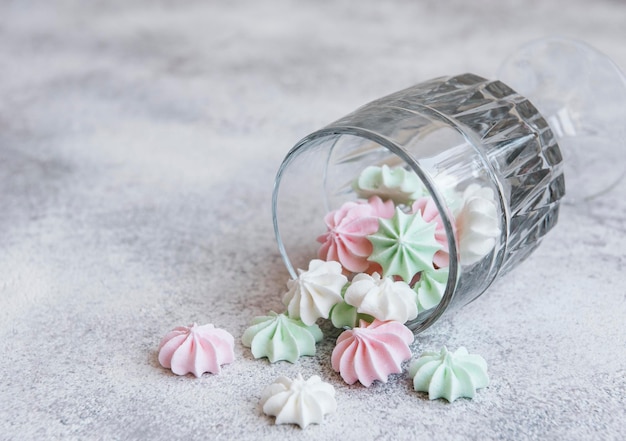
top-left (331, 319), bottom-right (414, 386)
top-left (414, 267), bottom-right (449, 312)
top-left (241, 312), bottom-right (323, 363)
top-left (352, 165), bottom-right (424, 205)
top-left (260, 374), bottom-right (337, 429)
top-left (367, 207), bottom-right (442, 283)
top-left (411, 197), bottom-right (456, 268)
top-left (329, 300), bottom-right (373, 329)
top-left (456, 184), bottom-right (500, 265)
top-left (158, 323), bottom-right (235, 377)
top-left (408, 346), bottom-right (489, 402)
top-left (344, 272), bottom-right (417, 323)
top-left (432, 172), bottom-right (463, 214)
top-left (317, 196), bottom-right (395, 273)
top-left (282, 259), bottom-right (348, 326)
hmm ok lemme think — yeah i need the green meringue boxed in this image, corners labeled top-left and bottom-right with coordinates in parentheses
top-left (352, 165), bottom-right (424, 205)
top-left (241, 312), bottom-right (323, 363)
top-left (414, 267), bottom-right (449, 312)
top-left (409, 346), bottom-right (489, 402)
top-left (367, 207), bottom-right (442, 283)
top-left (329, 301), bottom-right (373, 329)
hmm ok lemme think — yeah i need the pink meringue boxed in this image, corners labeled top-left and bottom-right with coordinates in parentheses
top-left (411, 197), bottom-right (456, 268)
top-left (331, 319), bottom-right (414, 387)
top-left (158, 323), bottom-right (235, 377)
top-left (317, 196), bottom-right (395, 273)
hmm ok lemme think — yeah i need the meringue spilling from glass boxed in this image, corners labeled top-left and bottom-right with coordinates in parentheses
top-left (273, 73), bottom-right (565, 333)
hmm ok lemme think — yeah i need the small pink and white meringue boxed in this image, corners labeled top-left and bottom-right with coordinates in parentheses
top-left (411, 197), bottom-right (456, 268)
top-left (158, 323), bottom-right (235, 377)
top-left (331, 319), bottom-right (414, 387)
top-left (317, 196), bottom-right (395, 273)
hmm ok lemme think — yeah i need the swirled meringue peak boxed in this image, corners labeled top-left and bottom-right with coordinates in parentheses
top-left (411, 196), bottom-right (456, 268)
top-left (260, 374), bottom-right (337, 429)
top-left (409, 346), bottom-right (489, 402)
top-left (317, 196), bottom-right (395, 273)
top-left (352, 165), bottom-right (424, 205)
top-left (344, 272), bottom-right (417, 323)
top-left (241, 312), bottom-right (323, 363)
top-left (282, 259), bottom-right (348, 326)
top-left (331, 319), bottom-right (414, 386)
top-left (456, 184), bottom-right (500, 265)
top-left (367, 207), bottom-right (442, 283)
top-left (414, 267), bottom-right (449, 312)
top-left (158, 323), bottom-right (235, 377)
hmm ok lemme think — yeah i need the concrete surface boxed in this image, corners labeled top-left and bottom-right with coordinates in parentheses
top-left (1, 1), bottom-right (625, 440)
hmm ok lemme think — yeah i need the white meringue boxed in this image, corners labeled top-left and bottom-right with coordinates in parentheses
top-left (344, 272), bottom-right (418, 323)
top-left (282, 259), bottom-right (348, 326)
top-left (260, 374), bottom-right (337, 429)
top-left (456, 184), bottom-right (500, 265)
top-left (432, 172), bottom-right (463, 214)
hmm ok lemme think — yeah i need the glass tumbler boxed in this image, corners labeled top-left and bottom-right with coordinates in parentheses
top-left (272, 73), bottom-right (565, 332)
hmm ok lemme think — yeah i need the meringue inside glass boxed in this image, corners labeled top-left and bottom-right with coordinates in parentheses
top-left (274, 128), bottom-right (504, 332)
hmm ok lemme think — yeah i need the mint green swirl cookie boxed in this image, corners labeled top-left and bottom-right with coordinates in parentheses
top-left (409, 346), bottom-right (489, 402)
top-left (352, 165), bottom-right (424, 205)
top-left (241, 312), bottom-right (323, 363)
top-left (414, 267), bottom-right (449, 312)
top-left (329, 301), bottom-right (374, 329)
top-left (367, 207), bottom-right (441, 283)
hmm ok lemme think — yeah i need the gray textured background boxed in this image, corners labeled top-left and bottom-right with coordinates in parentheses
top-left (1, 1), bottom-right (625, 440)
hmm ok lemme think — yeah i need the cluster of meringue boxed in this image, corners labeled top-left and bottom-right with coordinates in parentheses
top-left (324, 164), bottom-right (500, 278)
top-left (156, 323), bottom-right (487, 428)
top-left (241, 258), bottom-right (416, 386)
top-left (259, 346), bottom-right (489, 429)
top-left (151, 168), bottom-right (498, 432)
top-left (240, 165), bottom-right (499, 389)
top-left (314, 165), bottom-right (501, 333)
top-left (240, 259), bottom-right (343, 365)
